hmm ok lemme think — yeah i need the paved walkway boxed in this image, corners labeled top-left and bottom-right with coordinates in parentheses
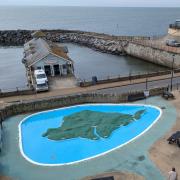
top-left (48, 76), bottom-right (77, 90)
top-left (150, 90), bottom-right (180, 178)
top-left (0, 96), bottom-right (177, 180)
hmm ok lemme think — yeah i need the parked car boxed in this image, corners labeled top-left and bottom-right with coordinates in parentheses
top-left (35, 81), bottom-right (49, 92)
top-left (166, 39), bottom-right (180, 47)
top-left (34, 69), bottom-right (49, 92)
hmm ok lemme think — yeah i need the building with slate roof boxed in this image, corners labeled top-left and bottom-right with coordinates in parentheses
top-left (22, 31), bottom-right (74, 81)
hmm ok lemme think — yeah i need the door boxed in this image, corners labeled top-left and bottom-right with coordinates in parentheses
top-left (62, 64), bottom-right (67, 75)
top-left (53, 64), bottom-right (60, 75)
top-left (44, 65), bottom-right (51, 76)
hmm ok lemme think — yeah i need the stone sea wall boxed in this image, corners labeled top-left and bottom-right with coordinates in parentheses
top-left (0, 87), bottom-right (164, 121)
top-left (125, 42), bottom-right (180, 68)
top-left (46, 31), bottom-right (137, 55)
top-left (0, 29), bottom-right (146, 55)
top-left (0, 88), bottom-right (35, 98)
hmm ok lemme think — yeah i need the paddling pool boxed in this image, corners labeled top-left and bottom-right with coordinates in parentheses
top-left (19, 104), bottom-right (161, 166)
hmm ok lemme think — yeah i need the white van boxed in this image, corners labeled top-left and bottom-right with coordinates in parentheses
top-left (34, 69), bottom-right (49, 92)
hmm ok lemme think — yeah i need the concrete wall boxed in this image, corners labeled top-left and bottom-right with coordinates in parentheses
top-left (0, 89), bottom-right (35, 98)
top-left (125, 43), bottom-right (180, 68)
top-left (0, 87), bottom-right (165, 121)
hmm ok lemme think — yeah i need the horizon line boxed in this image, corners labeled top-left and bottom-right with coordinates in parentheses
top-left (0, 5), bottom-right (179, 8)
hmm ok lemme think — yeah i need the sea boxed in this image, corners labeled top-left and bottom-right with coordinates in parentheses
top-left (0, 6), bottom-right (179, 90)
top-left (0, 6), bottom-right (179, 35)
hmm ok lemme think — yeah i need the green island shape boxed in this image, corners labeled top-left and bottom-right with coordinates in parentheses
top-left (42, 109), bottom-right (146, 141)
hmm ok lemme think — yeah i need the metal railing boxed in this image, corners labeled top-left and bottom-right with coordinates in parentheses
top-left (77, 70), bottom-right (172, 87)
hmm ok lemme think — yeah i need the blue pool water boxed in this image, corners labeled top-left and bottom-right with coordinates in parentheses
top-left (19, 104), bottom-right (161, 166)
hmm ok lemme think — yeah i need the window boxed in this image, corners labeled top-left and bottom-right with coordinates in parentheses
top-left (37, 74), bottom-right (46, 79)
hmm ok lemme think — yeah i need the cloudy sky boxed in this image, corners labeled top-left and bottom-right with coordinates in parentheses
top-left (0, 0), bottom-right (180, 7)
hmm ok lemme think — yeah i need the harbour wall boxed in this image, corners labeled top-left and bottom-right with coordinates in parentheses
top-left (125, 42), bottom-right (180, 68)
top-left (0, 29), bottom-right (180, 68)
top-left (0, 87), bottom-right (164, 121)
top-left (0, 88), bottom-right (35, 98)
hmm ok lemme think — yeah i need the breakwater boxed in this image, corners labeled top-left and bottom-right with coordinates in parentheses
top-left (0, 30), bottom-right (32, 46)
top-left (0, 29), bottom-right (147, 55)
top-left (0, 29), bottom-right (180, 68)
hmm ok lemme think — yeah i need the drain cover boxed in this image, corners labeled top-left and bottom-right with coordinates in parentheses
top-left (137, 155), bottom-right (145, 161)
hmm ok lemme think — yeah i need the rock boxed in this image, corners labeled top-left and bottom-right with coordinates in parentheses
top-left (0, 29), bottom-right (132, 55)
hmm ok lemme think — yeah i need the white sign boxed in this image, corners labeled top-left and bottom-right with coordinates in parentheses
top-left (144, 90), bottom-right (150, 97)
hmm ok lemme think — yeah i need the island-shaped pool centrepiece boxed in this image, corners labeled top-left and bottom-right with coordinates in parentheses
top-left (19, 104), bottom-right (162, 165)
top-left (42, 109), bottom-right (146, 141)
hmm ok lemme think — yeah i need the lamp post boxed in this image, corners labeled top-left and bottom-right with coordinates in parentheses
top-left (170, 54), bottom-right (175, 91)
top-left (145, 75), bottom-right (148, 90)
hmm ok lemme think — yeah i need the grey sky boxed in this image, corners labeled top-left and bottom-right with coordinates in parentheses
top-left (0, 0), bottom-right (180, 7)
